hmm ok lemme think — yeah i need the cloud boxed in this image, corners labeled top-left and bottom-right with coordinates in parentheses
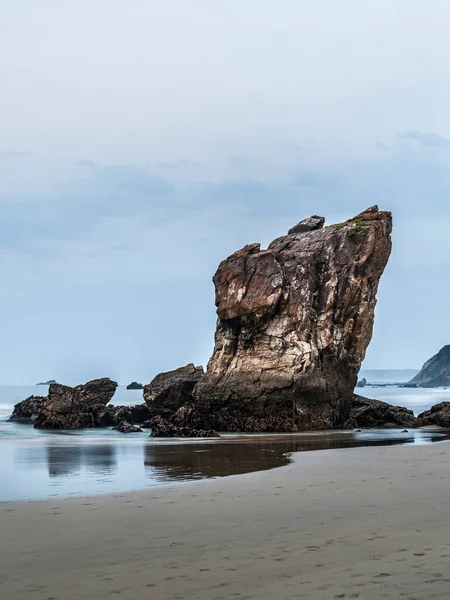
top-left (0, 151), bottom-right (29, 158)
top-left (399, 131), bottom-right (450, 148)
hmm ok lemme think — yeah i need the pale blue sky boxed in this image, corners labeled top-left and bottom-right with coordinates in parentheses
top-left (0, 1), bottom-right (449, 383)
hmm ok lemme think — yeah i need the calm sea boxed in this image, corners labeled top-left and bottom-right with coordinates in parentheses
top-left (1, 385), bottom-right (449, 501)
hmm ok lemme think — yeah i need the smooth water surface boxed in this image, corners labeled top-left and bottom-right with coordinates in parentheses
top-left (1, 385), bottom-right (450, 501)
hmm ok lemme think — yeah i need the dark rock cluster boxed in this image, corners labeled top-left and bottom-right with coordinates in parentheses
top-left (33, 379), bottom-right (119, 429)
top-left (344, 395), bottom-right (419, 429)
top-left (418, 402), bottom-right (450, 427)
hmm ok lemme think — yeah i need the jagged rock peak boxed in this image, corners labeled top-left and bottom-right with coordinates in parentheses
top-left (348, 205), bottom-right (386, 224)
top-left (288, 215), bottom-right (325, 235)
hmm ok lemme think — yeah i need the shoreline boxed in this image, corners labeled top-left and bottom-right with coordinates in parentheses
top-left (1, 427), bottom-right (449, 503)
top-left (2, 442), bottom-right (450, 599)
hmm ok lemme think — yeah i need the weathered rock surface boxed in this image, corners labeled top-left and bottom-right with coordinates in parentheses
top-left (148, 416), bottom-right (220, 438)
top-left (96, 403), bottom-right (149, 427)
top-left (126, 382), bottom-right (144, 390)
top-left (406, 345), bottom-right (450, 388)
top-left (344, 395), bottom-right (419, 429)
top-left (418, 402), bottom-right (450, 427)
top-left (143, 364), bottom-right (204, 421)
top-left (34, 378), bottom-right (118, 429)
top-left (112, 420), bottom-right (143, 433)
top-left (9, 396), bottom-right (46, 424)
top-left (186, 206), bottom-right (392, 432)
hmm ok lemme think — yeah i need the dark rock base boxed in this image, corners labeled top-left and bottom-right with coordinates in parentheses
top-left (146, 416), bottom-right (220, 438)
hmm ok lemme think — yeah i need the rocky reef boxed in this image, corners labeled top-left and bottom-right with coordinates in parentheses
top-left (183, 206), bottom-right (393, 432)
top-left (34, 379), bottom-right (118, 429)
top-left (406, 346), bottom-right (450, 388)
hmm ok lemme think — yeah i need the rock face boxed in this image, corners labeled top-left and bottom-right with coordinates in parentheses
top-left (34, 378), bottom-right (118, 429)
top-left (9, 396), bottom-right (46, 424)
top-left (127, 382), bottom-right (144, 390)
top-left (188, 206), bottom-right (392, 432)
top-left (112, 420), bottom-right (143, 434)
top-left (418, 403), bottom-right (450, 427)
top-left (143, 364), bottom-right (204, 421)
top-left (406, 346), bottom-right (450, 388)
top-left (344, 395), bottom-right (419, 429)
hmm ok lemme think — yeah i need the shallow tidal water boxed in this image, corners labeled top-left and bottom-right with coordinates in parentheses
top-left (1, 385), bottom-right (450, 501)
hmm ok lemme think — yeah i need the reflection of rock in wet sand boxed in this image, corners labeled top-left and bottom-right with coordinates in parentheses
top-left (144, 442), bottom-right (290, 481)
top-left (47, 446), bottom-right (83, 477)
top-left (46, 444), bottom-right (117, 478)
top-left (143, 432), bottom-right (450, 482)
top-left (82, 445), bottom-right (116, 475)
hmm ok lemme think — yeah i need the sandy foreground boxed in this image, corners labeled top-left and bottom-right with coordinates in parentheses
top-left (1, 442), bottom-right (450, 600)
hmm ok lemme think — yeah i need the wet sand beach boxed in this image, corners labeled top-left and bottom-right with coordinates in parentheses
top-left (2, 441), bottom-right (450, 600)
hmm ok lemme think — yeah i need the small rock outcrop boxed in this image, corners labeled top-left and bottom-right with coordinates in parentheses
top-left (406, 346), bottom-right (450, 388)
top-left (418, 402), bottom-right (450, 427)
top-left (36, 380), bottom-right (58, 386)
top-left (9, 396), bottom-right (46, 424)
top-left (143, 364), bottom-right (204, 421)
top-left (112, 420), bottom-right (143, 434)
top-left (96, 404), bottom-right (150, 426)
top-left (356, 378), bottom-right (367, 388)
top-left (148, 416), bottom-right (220, 438)
top-left (34, 378), bottom-right (118, 429)
top-left (344, 395), bottom-right (419, 429)
top-left (185, 206), bottom-right (393, 432)
top-left (126, 382), bottom-right (144, 390)
top-left (288, 215), bottom-right (325, 235)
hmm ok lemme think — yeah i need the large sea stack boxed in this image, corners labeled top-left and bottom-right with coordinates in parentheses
top-left (188, 205), bottom-right (392, 432)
